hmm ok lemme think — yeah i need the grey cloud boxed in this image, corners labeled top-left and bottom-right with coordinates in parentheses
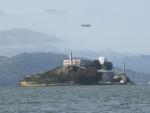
top-left (45, 8), bottom-right (66, 14)
top-left (0, 28), bottom-right (62, 46)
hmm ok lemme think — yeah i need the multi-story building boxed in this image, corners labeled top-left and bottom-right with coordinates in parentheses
top-left (63, 52), bottom-right (81, 67)
top-left (63, 59), bottom-right (81, 67)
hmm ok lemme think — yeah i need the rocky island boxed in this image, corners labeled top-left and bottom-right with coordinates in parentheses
top-left (19, 53), bottom-right (133, 87)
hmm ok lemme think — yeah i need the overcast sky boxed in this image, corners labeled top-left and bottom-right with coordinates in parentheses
top-left (0, 0), bottom-right (150, 56)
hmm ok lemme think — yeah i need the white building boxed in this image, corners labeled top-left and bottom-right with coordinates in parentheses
top-left (63, 59), bottom-right (81, 67)
top-left (99, 56), bottom-right (107, 65)
top-left (63, 52), bottom-right (81, 67)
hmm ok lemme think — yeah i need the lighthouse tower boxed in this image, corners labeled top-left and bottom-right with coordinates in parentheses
top-left (70, 52), bottom-right (73, 65)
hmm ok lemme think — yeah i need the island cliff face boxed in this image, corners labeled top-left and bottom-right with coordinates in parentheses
top-left (19, 57), bottom-right (132, 87)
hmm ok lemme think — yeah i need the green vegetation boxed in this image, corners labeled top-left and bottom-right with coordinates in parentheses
top-left (102, 61), bottom-right (113, 70)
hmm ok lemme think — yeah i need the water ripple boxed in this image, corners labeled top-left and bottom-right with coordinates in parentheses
top-left (0, 85), bottom-right (150, 113)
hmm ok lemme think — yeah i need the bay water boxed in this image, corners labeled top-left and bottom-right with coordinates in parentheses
top-left (0, 85), bottom-right (150, 113)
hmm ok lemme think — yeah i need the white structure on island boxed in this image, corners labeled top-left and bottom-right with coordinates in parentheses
top-left (63, 52), bottom-right (81, 67)
top-left (98, 56), bottom-right (107, 65)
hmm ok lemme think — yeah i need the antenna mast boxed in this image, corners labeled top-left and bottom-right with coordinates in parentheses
top-left (123, 62), bottom-right (126, 74)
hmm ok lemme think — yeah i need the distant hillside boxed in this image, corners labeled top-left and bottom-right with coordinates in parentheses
top-left (75, 51), bottom-right (150, 74)
top-left (124, 55), bottom-right (150, 74)
top-left (0, 52), bottom-right (67, 86)
top-left (73, 50), bottom-right (128, 62)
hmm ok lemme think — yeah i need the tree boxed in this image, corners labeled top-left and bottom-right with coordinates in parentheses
top-left (102, 61), bottom-right (113, 70)
top-left (89, 60), bottom-right (101, 69)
